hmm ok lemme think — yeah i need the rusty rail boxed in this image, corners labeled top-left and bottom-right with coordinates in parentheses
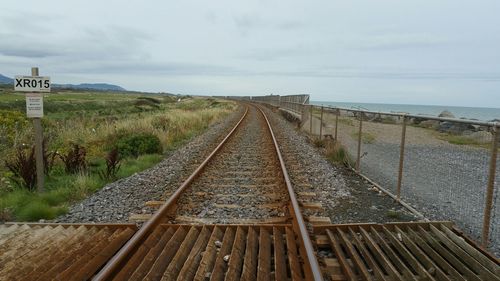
top-left (256, 105), bottom-right (323, 281)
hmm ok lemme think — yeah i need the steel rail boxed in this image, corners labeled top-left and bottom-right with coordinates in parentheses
top-left (256, 105), bottom-right (324, 281)
top-left (93, 107), bottom-right (249, 281)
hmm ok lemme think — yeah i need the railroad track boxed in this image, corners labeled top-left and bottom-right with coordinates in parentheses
top-left (94, 103), bottom-right (323, 280)
top-left (0, 102), bottom-right (498, 281)
top-left (172, 105), bottom-right (289, 224)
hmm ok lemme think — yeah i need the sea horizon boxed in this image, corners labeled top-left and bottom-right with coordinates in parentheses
top-left (311, 100), bottom-right (500, 122)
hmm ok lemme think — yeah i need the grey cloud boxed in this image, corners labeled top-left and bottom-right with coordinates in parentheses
top-left (1, 12), bottom-right (59, 33)
top-left (240, 46), bottom-right (313, 61)
top-left (276, 21), bottom-right (304, 30)
top-left (354, 33), bottom-right (449, 50)
top-left (204, 11), bottom-right (218, 24)
top-left (70, 26), bottom-right (151, 59)
top-left (260, 69), bottom-right (500, 81)
top-left (0, 48), bottom-right (58, 58)
top-left (0, 24), bottom-right (150, 60)
top-left (0, 33), bottom-right (60, 58)
top-left (58, 61), bottom-right (241, 76)
top-left (59, 59), bottom-right (500, 82)
top-left (233, 14), bottom-right (262, 29)
top-left (233, 14), bottom-right (305, 31)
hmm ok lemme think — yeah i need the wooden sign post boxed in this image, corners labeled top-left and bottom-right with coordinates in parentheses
top-left (32, 67), bottom-right (44, 192)
top-left (14, 67), bottom-right (50, 192)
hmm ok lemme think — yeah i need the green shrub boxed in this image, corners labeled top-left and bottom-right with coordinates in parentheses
top-left (40, 189), bottom-right (71, 206)
top-left (59, 144), bottom-right (87, 173)
top-left (386, 209), bottom-right (402, 219)
top-left (0, 189), bottom-right (32, 213)
top-left (381, 117), bottom-right (397, 124)
top-left (326, 142), bottom-right (354, 167)
top-left (151, 115), bottom-right (171, 131)
top-left (117, 154), bottom-right (163, 177)
top-left (176, 99), bottom-right (207, 111)
top-left (71, 173), bottom-right (103, 198)
top-left (0, 110), bottom-right (29, 146)
top-left (116, 132), bottom-right (162, 157)
top-left (16, 201), bottom-right (66, 221)
top-left (312, 138), bottom-right (325, 148)
top-left (137, 96), bottom-right (161, 104)
top-left (5, 147), bottom-right (37, 190)
top-left (98, 148), bottom-right (121, 180)
top-left (161, 95), bottom-right (178, 103)
top-left (338, 118), bottom-right (354, 126)
top-left (134, 99), bottom-right (160, 109)
top-left (351, 132), bottom-right (376, 144)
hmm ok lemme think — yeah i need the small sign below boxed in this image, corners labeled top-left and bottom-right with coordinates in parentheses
top-left (15, 76), bottom-right (51, 92)
top-left (26, 93), bottom-right (44, 118)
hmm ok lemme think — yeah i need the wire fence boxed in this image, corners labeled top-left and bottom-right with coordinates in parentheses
top-left (252, 94), bottom-right (500, 255)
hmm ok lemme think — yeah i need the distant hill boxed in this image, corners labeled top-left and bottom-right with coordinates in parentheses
top-left (0, 73), bottom-right (126, 91)
top-left (0, 74), bottom-right (13, 84)
top-left (56, 83), bottom-right (126, 91)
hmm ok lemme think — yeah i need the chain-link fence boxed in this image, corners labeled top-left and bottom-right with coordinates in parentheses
top-left (254, 94), bottom-right (500, 255)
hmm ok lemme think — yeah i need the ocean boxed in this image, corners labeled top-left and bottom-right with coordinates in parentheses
top-left (311, 101), bottom-right (500, 122)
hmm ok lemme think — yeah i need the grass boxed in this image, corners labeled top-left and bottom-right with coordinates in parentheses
top-left (351, 131), bottom-right (376, 144)
top-left (325, 142), bottom-right (355, 167)
top-left (17, 201), bottom-right (67, 221)
top-left (431, 130), bottom-right (492, 147)
top-left (312, 138), bottom-right (325, 148)
top-left (116, 154), bottom-right (163, 178)
top-left (338, 117), bottom-right (355, 126)
top-left (0, 188), bottom-right (68, 221)
top-left (446, 136), bottom-right (483, 145)
top-left (0, 153), bottom-right (165, 221)
top-left (380, 117), bottom-right (397, 124)
top-left (386, 209), bottom-right (402, 219)
top-left (0, 88), bottom-right (236, 221)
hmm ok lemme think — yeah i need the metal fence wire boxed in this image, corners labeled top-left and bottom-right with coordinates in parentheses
top-left (355, 112), bottom-right (403, 195)
top-left (403, 119), bottom-right (492, 239)
top-left (252, 94), bottom-right (500, 256)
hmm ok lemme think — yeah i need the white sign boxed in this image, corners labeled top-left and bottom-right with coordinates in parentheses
top-left (15, 76), bottom-right (51, 92)
top-left (26, 93), bottom-right (44, 118)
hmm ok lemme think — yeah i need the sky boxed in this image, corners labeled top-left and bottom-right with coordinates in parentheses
top-left (1, 0), bottom-right (499, 107)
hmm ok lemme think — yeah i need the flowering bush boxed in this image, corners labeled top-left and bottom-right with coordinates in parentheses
top-left (0, 110), bottom-right (29, 148)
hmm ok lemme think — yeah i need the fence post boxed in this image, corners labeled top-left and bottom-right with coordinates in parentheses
top-left (309, 105), bottom-right (313, 134)
top-left (356, 112), bottom-right (363, 172)
top-left (319, 106), bottom-right (324, 139)
top-left (482, 124), bottom-right (499, 248)
top-left (335, 109), bottom-right (339, 141)
top-left (396, 115), bottom-right (407, 200)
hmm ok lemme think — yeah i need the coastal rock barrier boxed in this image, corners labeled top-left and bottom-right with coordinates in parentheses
top-left (365, 110), bottom-right (499, 144)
